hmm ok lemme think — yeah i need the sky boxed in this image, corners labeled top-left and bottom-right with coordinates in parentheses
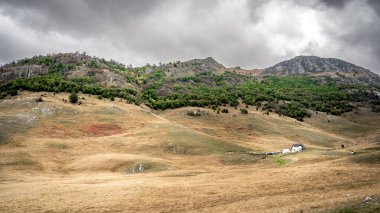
top-left (0, 0), bottom-right (379, 74)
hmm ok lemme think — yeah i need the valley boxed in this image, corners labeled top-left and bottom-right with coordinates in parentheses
top-left (1, 0), bottom-right (380, 211)
top-left (0, 92), bottom-right (379, 212)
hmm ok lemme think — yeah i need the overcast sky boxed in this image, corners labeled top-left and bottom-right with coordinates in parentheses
top-left (0, 0), bottom-right (379, 73)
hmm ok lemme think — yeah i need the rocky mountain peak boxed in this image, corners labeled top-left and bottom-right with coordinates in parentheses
top-left (263, 55), bottom-right (369, 75)
top-left (160, 57), bottom-right (225, 77)
top-left (186, 57), bottom-right (224, 68)
top-left (262, 55), bottom-right (380, 85)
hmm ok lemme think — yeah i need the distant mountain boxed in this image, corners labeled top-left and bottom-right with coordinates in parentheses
top-left (263, 56), bottom-right (380, 85)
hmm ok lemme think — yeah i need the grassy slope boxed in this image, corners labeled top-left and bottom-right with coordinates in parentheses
top-left (0, 92), bottom-right (379, 212)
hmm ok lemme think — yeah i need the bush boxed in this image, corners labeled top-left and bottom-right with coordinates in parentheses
top-left (9, 90), bottom-right (18, 96)
top-left (69, 92), bottom-right (78, 104)
top-left (221, 108), bottom-right (229, 113)
top-left (0, 93), bottom-right (6, 99)
top-left (35, 97), bottom-right (43, 102)
top-left (240, 108), bottom-right (248, 114)
top-left (187, 109), bottom-right (201, 116)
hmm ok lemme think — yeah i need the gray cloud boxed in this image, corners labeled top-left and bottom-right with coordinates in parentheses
top-left (0, 0), bottom-right (379, 74)
top-left (319, 0), bottom-right (348, 8)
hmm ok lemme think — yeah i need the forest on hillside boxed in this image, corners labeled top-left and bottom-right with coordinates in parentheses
top-left (1, 54), bottom-right (380, 121)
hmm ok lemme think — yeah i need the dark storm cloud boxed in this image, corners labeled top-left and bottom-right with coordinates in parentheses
top-left (319, 0), bottom-right (349, 8)
top-left (313, 0), bottom-right (380, 73)
top-left (0, 0), bottom-right (379, 74)
top-left (0, 0), bottom-right (164, 35)
top-left (368, 0), bottom-right (380, 16)
top-left (320, 0), bottom-right (380, 15)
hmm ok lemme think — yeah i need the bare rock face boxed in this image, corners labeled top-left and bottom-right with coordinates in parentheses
top-left (263, 56), bottom-right (380, 85)
top-left (0, 65), bottom-right (47, 82)
top-left (160, 57), bottom-right (225, 77)
top-left (94, 69), bottom-right (128, 87)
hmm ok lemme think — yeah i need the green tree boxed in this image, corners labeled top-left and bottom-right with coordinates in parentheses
top-left (9, 90), bottom-right (18, 96)
top-left (69, 92), bottom-right (78, 104)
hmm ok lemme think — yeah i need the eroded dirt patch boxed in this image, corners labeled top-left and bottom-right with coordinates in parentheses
top-left (81, 123), bottom-right (123, 136)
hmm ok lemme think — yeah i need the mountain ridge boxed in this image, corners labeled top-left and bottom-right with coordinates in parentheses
top-left (1, 53), bottom-right (379, 86)
top-left (1, 52), bottom-right (380, 121)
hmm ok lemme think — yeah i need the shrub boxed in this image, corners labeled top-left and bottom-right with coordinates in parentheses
top-left (0, 93), bottom-right (6, 99)
top-left (187, 109), bottom-right (201, 116)
top-left (35, 97), bottom-right (43, 102)
top-left (69, 92), bottom-right (78, 104)
top-left (9, 90), bottom-right (18, 96)
top-left (240, 108), bottom-right (248, 114)
top-left (221, 108), bottom-right (229, 113)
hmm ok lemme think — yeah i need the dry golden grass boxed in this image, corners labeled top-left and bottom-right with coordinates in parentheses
top-left (0, 91), bottom-right (379, 212)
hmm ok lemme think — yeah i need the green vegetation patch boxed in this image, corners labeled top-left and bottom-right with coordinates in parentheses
top-left (46, 142), bottom-right (69, 149)
top-left (363, 146), bottom-right (380, 151)
top-left (328, 199), bottom-right (380, 213)
top-left (351, 151), bottom-right (380, 164)
top-left (272, 155), bottom-right (288, 166)
top-left (0, 151), bottom-right (39, 167)
top-left (144, 74), bottom-right (379, 121)
top-left (0, 74), bottom-right (138, 103)
top-left (162, 129), bottom-right (249, 155)
top-left (221, 153), bottom-right (261, 165)
top-left (0, 115), bottom-right (37, 145)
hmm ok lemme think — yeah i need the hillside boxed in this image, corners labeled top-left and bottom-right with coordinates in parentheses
top-left (1, 53), bottom-right (380, 121)
top-left (0, 53), bottom-right (136, 88)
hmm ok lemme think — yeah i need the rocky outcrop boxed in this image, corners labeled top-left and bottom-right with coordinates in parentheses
top-left (0, 65), bottom-right (47, 82)
top-left (52, 52), bottom-right (92, 65)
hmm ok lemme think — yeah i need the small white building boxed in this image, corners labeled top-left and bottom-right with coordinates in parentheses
top-left (282, 149), bottom-right (290, 154)
top-left (291, 144), bottom-right (305, 152)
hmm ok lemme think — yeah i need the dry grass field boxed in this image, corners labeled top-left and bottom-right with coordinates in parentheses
top-left (0, 92), bottom-right (379, 212)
